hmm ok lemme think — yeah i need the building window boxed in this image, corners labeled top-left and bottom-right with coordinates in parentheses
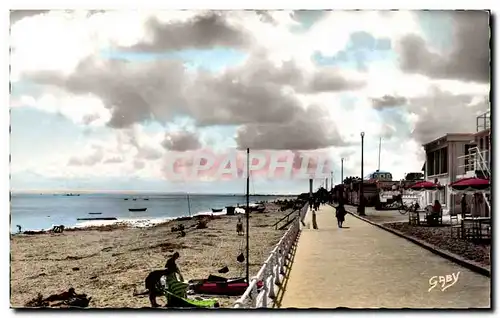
top-left (427, 152), bottom-right (435, 176)
top-left (441, 147), bottom-right (448, 174)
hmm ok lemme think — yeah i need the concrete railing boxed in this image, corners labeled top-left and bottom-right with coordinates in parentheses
top-left (233, 203), bottom-right (308, 308)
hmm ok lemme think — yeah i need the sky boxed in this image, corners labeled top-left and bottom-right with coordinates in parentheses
top-left (9, 10), bottom-right (490, 194)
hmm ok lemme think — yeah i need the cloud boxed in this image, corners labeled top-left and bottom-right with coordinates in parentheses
top-left (371, 95), bottom-right (408, 109)
top-left (397, 11), bottom-right (490, 83)
top-left (104, 156), bottom-right (124, 164)
top-left (133, 160), bottom-right (146, 170)
top-left (161, 130), bottom-right (202, 152)
top-left (68, 145), bottom-right (104, 166)
top-left (23, 50), bottom-right (363, 143)
top-left (235, 105), bottom-right (347, 150)
top-left (375, 88), bottom-right (489, 144)
top-left (307, 67), bottom-right (366, 92)
top-left (124, 11), bottom-right (251, 52)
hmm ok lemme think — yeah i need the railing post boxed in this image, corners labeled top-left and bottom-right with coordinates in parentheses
top-left (267, 253), bottom-right (276, 299)
top-left (250, 277), bottom-right (258, 307)
top-left (274, 248), bottom-right (282, 285)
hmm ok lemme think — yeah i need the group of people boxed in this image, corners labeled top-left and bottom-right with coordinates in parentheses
top-left (143, 252), bottom-right (185, 307)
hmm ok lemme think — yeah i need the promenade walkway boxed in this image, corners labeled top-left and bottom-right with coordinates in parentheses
top-left (278, 204), bottom-right (490, 309)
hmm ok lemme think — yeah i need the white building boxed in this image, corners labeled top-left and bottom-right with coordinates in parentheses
top-left (421, 110), bottom-right (491, 215)
top-left (422, 133), bottom-right (475, 212)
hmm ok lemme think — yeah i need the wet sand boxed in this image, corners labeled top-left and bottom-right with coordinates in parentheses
top-left (10, 202), bottom-right (296, 308)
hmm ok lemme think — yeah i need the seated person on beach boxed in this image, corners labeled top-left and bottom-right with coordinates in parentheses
top-left (44, 288), bottom-right (77, 302)
top-left (236, 217), bottom-right (244, 235)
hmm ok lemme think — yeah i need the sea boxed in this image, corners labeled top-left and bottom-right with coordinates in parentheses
top-left (10, 193), bottom-right (291, 233)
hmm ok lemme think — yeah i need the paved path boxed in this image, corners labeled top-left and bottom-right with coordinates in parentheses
top-left (279, 204), bottom-right (490, 309)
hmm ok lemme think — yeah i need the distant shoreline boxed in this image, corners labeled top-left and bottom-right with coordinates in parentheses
top-left (10, 196), bottom-right (298, 233)
top-left (11, 190), bottom-right (299, 196)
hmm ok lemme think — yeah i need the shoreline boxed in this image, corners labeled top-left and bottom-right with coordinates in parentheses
top-left (11, 198), bottom-right (289, 234)
top-left (10, 200), bottom-right (300, 308)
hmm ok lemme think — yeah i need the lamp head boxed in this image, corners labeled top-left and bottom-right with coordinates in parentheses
top-left (360, 132), bottom-right (365, 137)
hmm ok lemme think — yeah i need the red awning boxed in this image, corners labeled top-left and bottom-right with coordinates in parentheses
top-left (449, 177), bottom-right (490, 190)
top-left (409, 181), bottom-right (443, 190)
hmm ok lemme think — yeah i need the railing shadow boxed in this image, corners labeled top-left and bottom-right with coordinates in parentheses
top-left (271, 231), bottom-right (301, 308)
top-left (233, 203), bottom-right (308, 308)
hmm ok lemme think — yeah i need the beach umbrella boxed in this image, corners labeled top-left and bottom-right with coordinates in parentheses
top-left (449, 177), bottom-right (490, 191)
top-left (409, 181), bottom-right (443, 191)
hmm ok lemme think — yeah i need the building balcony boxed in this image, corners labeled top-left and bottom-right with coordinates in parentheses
top-left (457, 149), bottom-right (491, 179)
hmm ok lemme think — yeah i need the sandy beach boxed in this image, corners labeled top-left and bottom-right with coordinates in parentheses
top-left (10, 201), bottom-right (297, 308)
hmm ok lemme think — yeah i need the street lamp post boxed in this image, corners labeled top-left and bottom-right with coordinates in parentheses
top-left (341, 158), bottom-right (344, 184)
top-left (358, 132), bottom-right (366, 216)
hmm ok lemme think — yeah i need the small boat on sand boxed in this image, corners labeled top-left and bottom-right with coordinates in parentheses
top-left (88, 212), bottom-right (102, 215)
top-left (129, 208), bottom-right (147, 212)
top-left (124, 198), bottom-right (129, 201)
top-left (189, 275), bottom-right (263, 296)
top-left (211, 208), bottom-right (223, 212)
top-left (77, 217), bottom-right (117, 221)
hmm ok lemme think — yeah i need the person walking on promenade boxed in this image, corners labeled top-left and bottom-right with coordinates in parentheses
top-left (335, 200), bottom-right (347, 228)
top-left (312, 210), bottom-right (318, 229)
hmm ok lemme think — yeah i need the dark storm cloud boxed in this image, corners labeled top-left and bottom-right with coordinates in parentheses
top-left (161, 131), bottom-right (202, 152)
top-left (123, 11), bottom-right (251, 52)
top-left (235, 105), bottom-right (348, 150)
top-left (308, 67), bottom-right (366, 92)
top-left (371, 95), bottom-right (408, 109)
top-left (26, 51), bottom-right (363, 135)
top-left (28, 57), bottom-right (187, 128)
top-left (398, 11), bottom-right (490, 83)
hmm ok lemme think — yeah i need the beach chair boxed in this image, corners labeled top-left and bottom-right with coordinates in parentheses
top-left (163, 273), bottom-right (219, 308)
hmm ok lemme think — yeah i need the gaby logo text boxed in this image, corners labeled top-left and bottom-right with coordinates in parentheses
top-left (428, 272), bottom-right (460, 292)
top-left (163, 149), bottom-right (333, 181)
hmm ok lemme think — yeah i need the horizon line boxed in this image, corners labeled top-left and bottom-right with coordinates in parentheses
top-left (10, 189), bottom-right (301, 196)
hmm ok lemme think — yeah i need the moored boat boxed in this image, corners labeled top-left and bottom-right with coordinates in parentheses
top-left (129, 208), bottom-right (147, 212)
top-left (211, 208), bottom-right (223, 212)
top-left (77, 217), bottom-right (117, 221)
